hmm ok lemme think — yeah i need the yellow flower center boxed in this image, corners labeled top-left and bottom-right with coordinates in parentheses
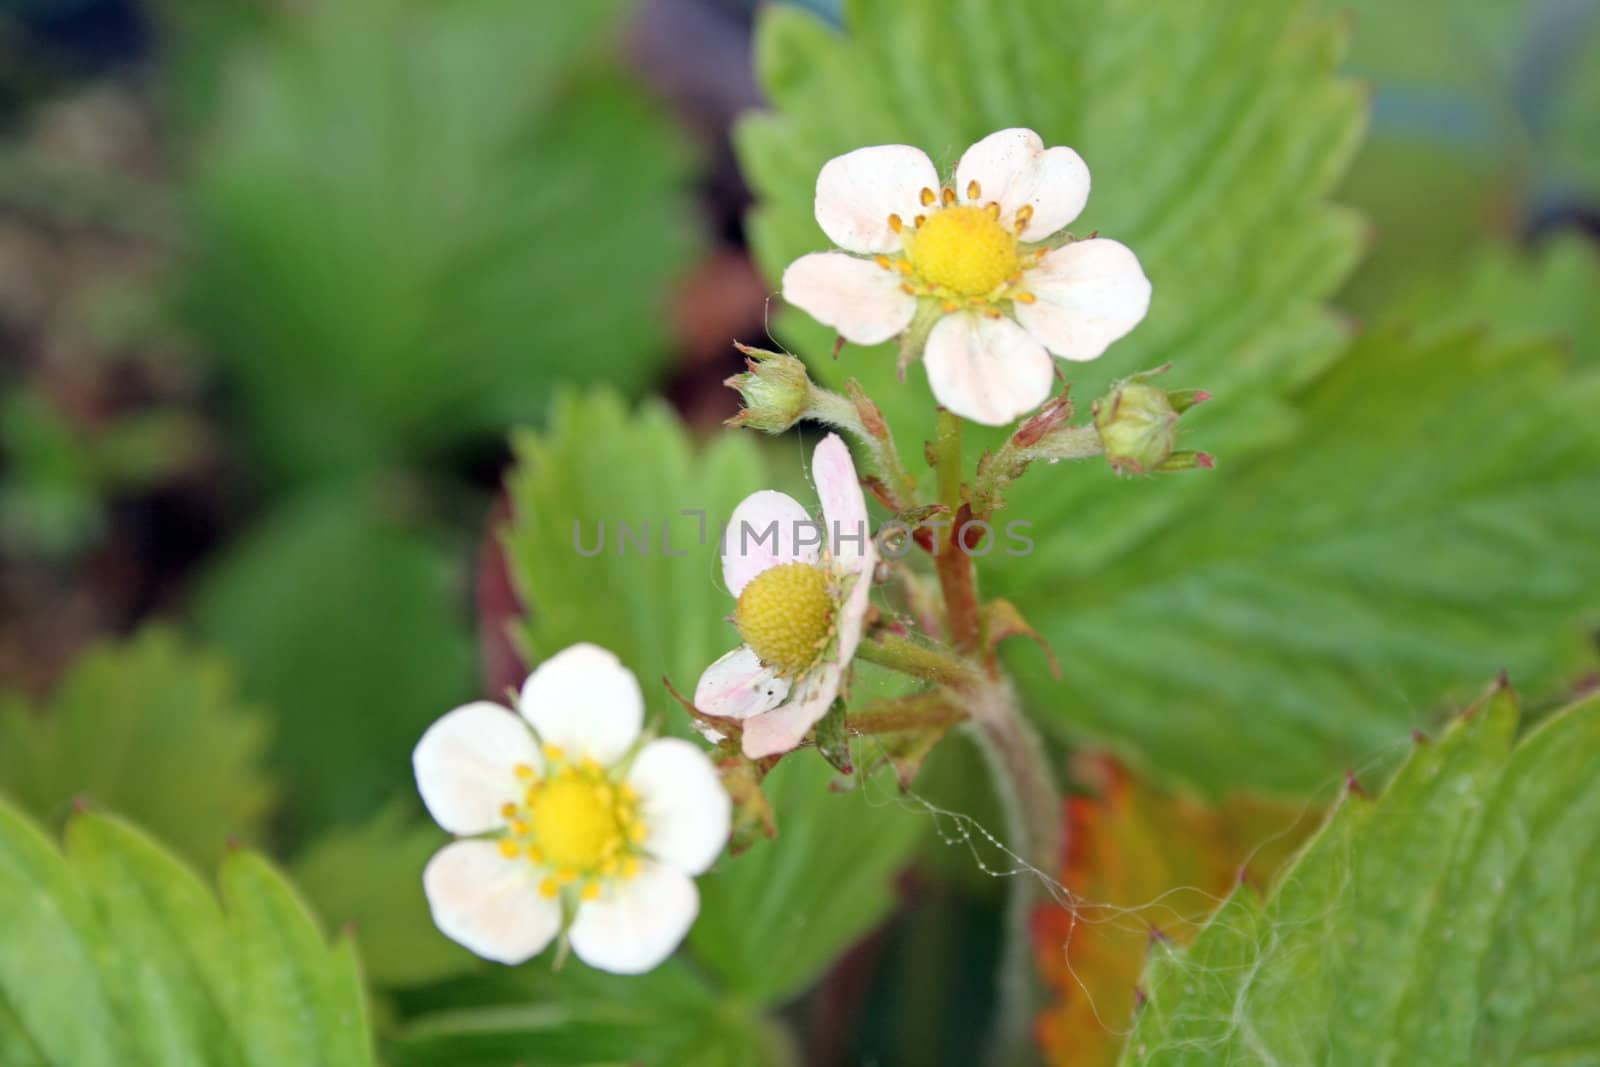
top-left (905, 204), bottom-right (1020, 296)
top-left (529, 774), bottom-right (622, 871)
top-left (876, 185), bottom-right (1041, 315)
top-left (498, 750), bottom-right (643, 899)
top-left (735, 561), bottom-right (834, 675)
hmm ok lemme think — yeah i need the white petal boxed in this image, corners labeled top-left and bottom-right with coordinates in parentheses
top-left (782, 252), bottom-right (917, 345)
top-left (721, 490), bottom-right (819, 596)
top-left (811, 433), bottom-right (875, 575)
top-left (815, 144), bottom-right (939, 253)
top-left (569, 861), bottom-right (698, 975)
top-left (694, 645), bottom-right (792, 720)
top-left (1014, 238), bottom-right (1153, 361)
top-left (628, 738), bottom-right (731, 876)
top-left (519, 644), bottom-right (643, 764)
top-left (741, 663), bottom-right (842, 760)
top-left (923, 313), bottom-right (1056, 426)
top-left (413, 702), bottom-right (538, 835)
top-left (422, 841), bottom-right (559, 965)
top-left (955, 128), bottom-right (1090, 241)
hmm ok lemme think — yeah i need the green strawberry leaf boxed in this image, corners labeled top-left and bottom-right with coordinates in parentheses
top-left (291, 805), bottom-right (475, 989)
top-left (1122, 681), bottom-right (1600, 1065)
top-left (0, 799), bottom-right (374, 1066)
top-left (0, 628), bottom-right (274, 868)
top-left (386, 961), bottom-right (794, 1066)
top-left (1000, 323), bottom-right (1600, 794)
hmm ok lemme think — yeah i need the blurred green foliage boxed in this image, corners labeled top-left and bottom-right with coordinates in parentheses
top-left (0, 799), bottom-right (373, 1066)
top-left (1127, 683), bottom-right (1600, 1065)
top-left (1390, 233), bottom-right (1600, 354)
top-left (1323, 0), bottom-right (1600, 310)
top-left (0, 628), bottom-right (274, 868)
top-left (191, 491), bottom-right (475, 832)
top-left (388, 960), bottom-right (793, 1067)
top-left (174, 0), bottom-right (699, 483)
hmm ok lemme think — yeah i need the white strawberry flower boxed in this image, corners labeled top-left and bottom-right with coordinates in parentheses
top-left (695, 433), bottom-right (877, 759)
top-left (783, 127), bottom-right (1152, 426)
top-left (413, 643), bottom-right (730, 975)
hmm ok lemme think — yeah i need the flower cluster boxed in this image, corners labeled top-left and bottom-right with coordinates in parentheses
top-left (414, 127), bottom-right (1201, 980)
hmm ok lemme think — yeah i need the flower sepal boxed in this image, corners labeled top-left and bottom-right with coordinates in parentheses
top-left (725, 344), bottom-right (814, 433)
top-left (716, 754), bottom-right (779, 854)
top-left (814, 697), bottom-right (854, 777)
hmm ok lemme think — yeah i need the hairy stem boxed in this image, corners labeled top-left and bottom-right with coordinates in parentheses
top-left (966, 676), bottom-right (1063, 1067)
top-left (970, 424), bottom-right (1104, 519)
top-left (857, 626), bottom-right (1062, 1067)
top-left (855, 630), bottom-right (981, 690)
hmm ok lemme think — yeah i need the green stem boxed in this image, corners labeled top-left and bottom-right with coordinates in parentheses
top-left (970, 424), bottom-right (1104, 519)
top-left (846, 692), bottom-right (967, 735)
top-left (965, 676), bottom-right (1063, 1067)
top-left (855, 630), bottom-right (981, 691)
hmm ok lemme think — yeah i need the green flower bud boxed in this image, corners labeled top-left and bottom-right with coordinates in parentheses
top-left (1093, 369), bottom-right (1210, 476)
top-left (725, 344), bottom-right (812, 434)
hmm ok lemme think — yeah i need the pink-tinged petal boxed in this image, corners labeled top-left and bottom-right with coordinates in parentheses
top-left (721, 490), bottom-right (819, 595)
top-left (956, 128), bottom-right (1090, 241)
top-left (1015, 238), bottom-right (1152, 361)
top-left (519, 643), bottom-right (643, 763)
top-left (694, 645), bottom-right (792, 720)
top-left (413, 702), bottom-right (538, 835)
top-left (423, 841), bottom-right (559, 965)
top-left (923, 312), bottom-right (1055, 426)
top-left (569, 861), bottom-right (698, 975)
top-left (741, 663), bottom-right (842, 760)
top-left (628, 738), bottom-right (731, 876)
top-left (812, 433), bottom-right (874, 574)
top-left (833, 563), bottom-right (874, 683)
top-left (783, 252), bottom-right (918, 345)
top-left (815, 144), bottom-right (939, 253)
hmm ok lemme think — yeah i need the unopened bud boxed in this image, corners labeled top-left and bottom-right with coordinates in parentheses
top-left (1092, 370), bottom-right (1209, 476)
top-left (1094, 381), bottom-right (1176, 475)
top-left (726, 345), bottom-right (812, 433)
